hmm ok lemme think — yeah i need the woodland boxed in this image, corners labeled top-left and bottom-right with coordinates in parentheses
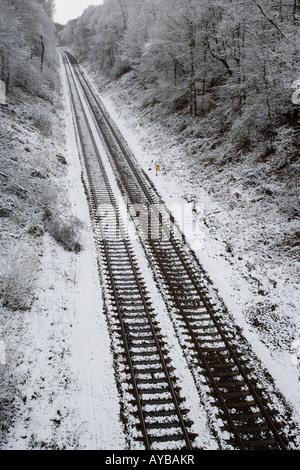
top-left (59, 0), bottom-right (300, 155)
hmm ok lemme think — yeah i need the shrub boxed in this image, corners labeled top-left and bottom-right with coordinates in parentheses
top-left (30, 104), bottom-right (53, 136)
top-left (43, 209), bottom-right (82, 253)
top-left (0, 245), bottom-right (39, 311)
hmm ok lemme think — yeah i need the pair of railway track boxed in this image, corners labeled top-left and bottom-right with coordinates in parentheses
top-left (60, 50), bottom-right (291, 450)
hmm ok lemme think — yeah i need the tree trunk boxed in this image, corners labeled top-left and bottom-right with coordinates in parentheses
top-left (41, 35), bottom-right (45, 72)
top-left (173, 58), bottom-right (177, 87)
top-left (1, 53), bottom-right (5, 82)
top-left (118, 0), bottom-right (127, 30)
top-left (293, 0), bottom-right (299, 20)
top-left (2, 53), bottom-right (10, 93)
top-left (189, 21), bottom-right (197, 117)
top-left (190, 81), bottom-right (197, 118)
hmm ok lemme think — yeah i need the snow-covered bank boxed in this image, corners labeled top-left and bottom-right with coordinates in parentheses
top-left (92, 73), bottom-right (300, 437)
top-left (2, 230), bottom-right (123, 450)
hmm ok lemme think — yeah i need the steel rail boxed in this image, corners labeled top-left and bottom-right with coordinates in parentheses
top-left (60, 50), bottom-right (194, 450)
top-left (64, 51), bottom-right (289, 450)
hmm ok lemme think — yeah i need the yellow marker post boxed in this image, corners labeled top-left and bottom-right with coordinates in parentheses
top-left (155, 165), bottom-right (160, 176)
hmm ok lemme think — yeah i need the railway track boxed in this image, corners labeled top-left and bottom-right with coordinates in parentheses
top-left (61, 51), bottom-right (197, 450)
top-left (60, 50), bottom-right (293, 450)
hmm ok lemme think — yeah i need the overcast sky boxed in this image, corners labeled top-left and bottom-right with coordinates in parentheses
top-left (54, 0), bottom-right (104, 25)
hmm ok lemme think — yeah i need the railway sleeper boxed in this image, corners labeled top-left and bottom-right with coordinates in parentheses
top-left (127, 339), bottom-right (160, 348)
top-left (132, 357), bottom-right (166, 374)
top-left (178, 303), bottom-right (207, 311)
top-left (148, 434), bottom-right (195, 445)
top-left (123, 335), bottom-right (156, 346)
top-left (126, 337), bottom-right (159, 348)
top-left (223, 400), bottom-right (258, 409)
top-left (161, 272), bottom-right (192, 281)
top-left (117, 294), bottom-right (147, 302)
top-left (211, 390), bottom-right (252, 400)
top-left (190, 352), bottom-right (233, 364)
top-left (202, 351), bottom-right (232, 360)
top-left (238, 438), bottom-right (277, 449)
top-left (183, 311), bottom-right (211, 319)
top-left (185, 321), bottom-right (217, 331)
top-left (105, 279), bottom-right (141, 287)
top-left (145, 415), bottom-right (194, 427)
top-left (138, 387), bottom-right (171, 395)
top-left (121, 312), bottom-right (153, 320)
top-left (119, 304), bottom-right (153, 313)
top-left (209, 361), bottom-right (248, 370)
top-left (126, 326), bottom-right (154, 334)
top-left (142, 409), bottom-right (188, 419)
top-left (196, 339), bottom-right (226, 348)
top-left (133, 358), bottom-right (164, 367)
top-left (180, 308), bottom-right (210, 316)
top-left (147, 428), bottom-right (187, 440)
top-left (144, 421), bottom-right (186, 431)
top-left (112, 272), bottom-right (138, 278)
top-left (128, 328), bottom-right (162, 337)
top-left (118, 297), bottom-right (152, 306)
top-left (141, 435), bottom-right (186, 446)
top-left (106, 255), bottom-right (139, 263)
top-left (204, 378), bottom-right (245, 388)
top-left (184, 326), bottom-right (218, 335)
top-left (141, 384), bottom-right (182, 394)
top-left (117, 291), bottom-right (150, 299)
top-left (119, 303), bottom-right (154, 312)
top-left (132, 355), bottom-right (163, 364)
top-left (225, 411), bottom-right (263, 421)
top-left (110, 268), bottom-right (139, 275)
top-left (167, 281), bottom-right (197, 293)
top-left (139, 389), bottom-right (175, 400)
top-left (127, 338), bottom-right (158, 346)
top-left (196, 330), bottom-right (227, 338)
top-left (141, 397), bottom-right (180, 406)
top-left (134, 366), bottom-right (166, 375)
top-left (123, 319), bottom-right (157, 327)
top-left (125, 322), bottom-right (159, 332)
top-left (208, 369), bottom-right (241, 378)
top-left (236, 424), bottom-right (271, 433)
top-left (130, 347), bottom-right (158, 355)
top-left (210, 367), bottom-right (254, 378)
top-left (216, 377), bottom-right (258, 388)
top-left (137, 375), bottom-right (174, 383)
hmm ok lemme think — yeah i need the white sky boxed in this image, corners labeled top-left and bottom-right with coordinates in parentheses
top-left (54, 0), bottom-right (104, 25)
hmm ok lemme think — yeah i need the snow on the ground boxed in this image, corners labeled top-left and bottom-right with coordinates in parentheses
top-left (65, 59), bottom-right (220, 450)
top-left (3, 230), bottom-right (125, 450)
top-left (2, 52), bottom-right (299, 449)
top-left (1, 60), bottom-right (126, 450)
top-left (95, 74), bottom-right (300, 433)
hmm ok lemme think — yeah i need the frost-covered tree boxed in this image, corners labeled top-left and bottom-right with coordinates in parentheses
top-left (0, 0), bottom-right (56, 98)
top-left (58, 0), bottom-right (300, 150)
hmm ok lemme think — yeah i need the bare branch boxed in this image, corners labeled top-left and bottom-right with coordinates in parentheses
top-left (0, 171), bottom-right (69, 221)
top-left (253, 0), bottom-right (294, 42)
